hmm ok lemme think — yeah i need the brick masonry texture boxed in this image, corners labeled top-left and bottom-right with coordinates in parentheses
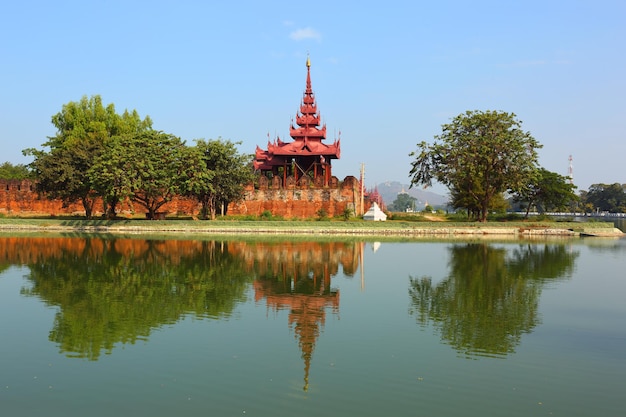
top-left (1, 176), bottom-right (366, 219)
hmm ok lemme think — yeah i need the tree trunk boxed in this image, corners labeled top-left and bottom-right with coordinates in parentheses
top-left (208, 195), bottom-right (217, 220)
top-left (479, 201), bottom-right (489, 222)
top-left (200, 201), bottom-right (209, 220)
top-left (82, 196), bottom-right (95, 219)
top-left (107, 198), bottom-right (119, 219)
top-left (524, 202), bottom-right (532, 219)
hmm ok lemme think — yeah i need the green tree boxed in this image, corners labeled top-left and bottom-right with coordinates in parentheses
top-left (125, 131), bottom-right (187, 219)
top-left (0, 162), bottom-right (33, 179)
top-left (448, 175), bottom-right (484, 218)
top-left (576, 190), bottom-right (595, 214)
top-left (584, 183), bottom-right (626, 213)
top-left (180, 143), bottom-right (216, 219)
top-left (409, 110), bottom-right (541, 222)
top-left (88, 135), bottom-right (135, 218)
top-left (187, 139), bottom-right (253, 220)
top-left (24, 95), bottom-right (152, 218)
top-left (90, 131), bottom-right (187, 219)
top-left (514, 168), bottom-right (578, 218)
top-left (26, 139), bottom-right (100, 218)
top-left (389, 192), bottom-right (417, 212)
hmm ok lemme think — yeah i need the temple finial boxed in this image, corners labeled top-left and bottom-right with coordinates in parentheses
top-left (306, 53), bottom-right (311, 68)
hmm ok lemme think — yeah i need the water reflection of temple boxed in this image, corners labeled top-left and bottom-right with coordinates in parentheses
top-left (231, 241), bottom-right (361, 391)
top-left (254, 280), bottom-right (338, 391)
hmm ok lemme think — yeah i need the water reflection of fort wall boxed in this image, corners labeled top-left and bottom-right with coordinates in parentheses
top-left (0, 236), bottom-right (212, 265)
top-left (0, 237), bottom-right (361, 276)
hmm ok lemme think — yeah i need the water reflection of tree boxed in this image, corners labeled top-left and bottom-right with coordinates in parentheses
top-left (409, 243), bottom-right (579, 358)
top-left (9, 237), bottom-right (254, 360)
top-left (584, 238), bottom-right (626, 253)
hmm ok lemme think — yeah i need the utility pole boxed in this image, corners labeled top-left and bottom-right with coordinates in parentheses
top-left (360, 163), bottom-right (365, 216)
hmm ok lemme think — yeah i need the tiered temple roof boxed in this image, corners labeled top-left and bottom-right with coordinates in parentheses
top-left (253, 57), bottom-right (340, 186)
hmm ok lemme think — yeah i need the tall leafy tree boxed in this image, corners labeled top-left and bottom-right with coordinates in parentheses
top-left (513, 168), bottom-right (578, 217)
top-left (389, 192), bottom-right (417, 212)
top-left (24, 95), bottom-right (152, 218)
top-left (583, 183), bottom-right (626, 213)
top-left (93, 131), bottom-right (187, 220)
top-left (26, 139), bottom-right (101, 218)
top-left (409, 110), bottom-right (541, 222)
top-left (88, 135), bottom-right (135, 218)
top-left (576, 190), bottom-right (595, 214)
top-left (188, 139), bottom-right (253, 220)
top-left (179, 144), bottom-right (216, 219)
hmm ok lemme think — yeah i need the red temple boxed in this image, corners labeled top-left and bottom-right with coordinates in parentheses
top-left (253, 57), bottom-right (341, 187)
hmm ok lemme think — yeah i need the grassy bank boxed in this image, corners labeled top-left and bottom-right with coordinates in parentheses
top-left (0, 215), bottom-right (621, 237)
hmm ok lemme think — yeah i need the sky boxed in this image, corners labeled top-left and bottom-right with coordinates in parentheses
top-left (1, 0), bottom-right (624, 196)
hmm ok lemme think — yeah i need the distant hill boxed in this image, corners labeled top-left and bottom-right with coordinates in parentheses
top-left (374, 181), bottom-right (448, 209)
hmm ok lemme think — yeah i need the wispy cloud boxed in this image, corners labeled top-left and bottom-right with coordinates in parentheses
top-left (289, 27), bottom-right (321, 41)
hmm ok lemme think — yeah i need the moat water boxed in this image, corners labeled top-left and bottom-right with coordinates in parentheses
top-left (1, 234), bottom-right (624, 417)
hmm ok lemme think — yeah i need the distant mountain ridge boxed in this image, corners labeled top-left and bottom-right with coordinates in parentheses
top-left (375, 181), bottom-right (448, 208)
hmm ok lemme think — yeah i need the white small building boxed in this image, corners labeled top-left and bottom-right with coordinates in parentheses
top-left (363, 202), bottom-right (387, 221)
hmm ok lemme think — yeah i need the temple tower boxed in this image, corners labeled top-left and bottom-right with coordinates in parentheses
top-left (253, 57), bottom-right (341, 187)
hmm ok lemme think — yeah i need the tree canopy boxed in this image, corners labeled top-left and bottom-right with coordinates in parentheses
top-left (582, 183), bottom-right (626, 213)
top-left (24, 95), bottom-right (152, 218)
top-left (409, 110), bottom-right (541, 222)
top-left (0, 162), bottom-right (33, 180)
top-left (127, 132), bottom-right (188, 219)
top-left (388, 192), bottom-right (417, 212)
top-left (513, 168), bottom-right (578, 217)
top-left (21, 95), bottom-right (259, 220)
top-left (90, 131), bottom-right (188, 219)
top-left (186, 139), bottom-right (254, 220)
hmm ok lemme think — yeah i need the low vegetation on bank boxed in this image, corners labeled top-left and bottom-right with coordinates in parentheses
top-left (0, 212), bottom-right (619, 238)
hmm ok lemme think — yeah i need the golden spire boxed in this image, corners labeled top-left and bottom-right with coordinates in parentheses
top-left (306, 54), bottom-right (311, 68)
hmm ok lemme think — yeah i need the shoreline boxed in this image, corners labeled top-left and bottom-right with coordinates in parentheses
top-left (0, 219), bottom-right (623, 238)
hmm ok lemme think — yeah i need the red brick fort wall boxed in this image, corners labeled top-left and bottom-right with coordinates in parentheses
top-left (0, 176), bottom-right (366, 219)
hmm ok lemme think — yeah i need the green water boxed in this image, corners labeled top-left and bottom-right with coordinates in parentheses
top-left (1, 236), bottom-right (624, 416)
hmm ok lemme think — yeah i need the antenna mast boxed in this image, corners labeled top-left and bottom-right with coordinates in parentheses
top-left (568, 155), bottom-right (574, 184)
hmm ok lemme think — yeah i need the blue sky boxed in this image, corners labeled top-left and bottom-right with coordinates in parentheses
top-left (1, 0), bottom-right (624, 195)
